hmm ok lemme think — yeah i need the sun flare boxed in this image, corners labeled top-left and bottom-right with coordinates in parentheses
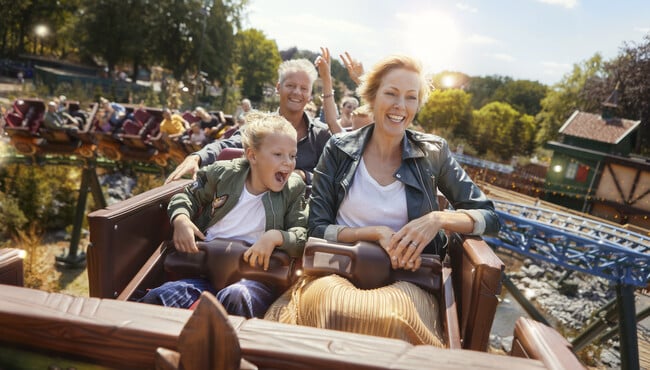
top-left (397, 10), bottom-right (461, 75)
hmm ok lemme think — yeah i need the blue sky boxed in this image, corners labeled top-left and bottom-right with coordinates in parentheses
top-left (244, 0), bottom-right (650, 85)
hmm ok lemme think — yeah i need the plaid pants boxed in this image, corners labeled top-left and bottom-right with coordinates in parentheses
top-left (140, 278), bottom-right (277, 318)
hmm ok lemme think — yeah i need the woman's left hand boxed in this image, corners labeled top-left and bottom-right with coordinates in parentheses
top-left (388, 212), bottom-right (442, 271)
top-left (243, 230), bottom-right (282, 270)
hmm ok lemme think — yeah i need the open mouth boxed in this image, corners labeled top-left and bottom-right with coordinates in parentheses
top-left (275, 171), bottom-right (288, 184)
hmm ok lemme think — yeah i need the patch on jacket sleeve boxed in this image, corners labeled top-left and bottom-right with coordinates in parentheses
top-left (211, 194), bottom-right (228, 216)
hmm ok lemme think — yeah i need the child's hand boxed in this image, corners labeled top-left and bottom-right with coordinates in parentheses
top-left (243, 230), bottom-right (283, 270)
top-left (172, 214), bottom-right (205, 253)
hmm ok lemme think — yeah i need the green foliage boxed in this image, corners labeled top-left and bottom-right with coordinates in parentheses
top-left (0, 191), bottom-right (28, 238)
top-left (417, 89), bottom-right (472, 138)
top-left (535, 54), bottom-right (605, 146)
top-left (466, 75), bottom-right (511, 109)
top-left (471, 101), bottom-right (532, 160)
top-left (235, 29), bottom-right (282, 102)
top-left (4, 165), bottom-right (81, 231)
top-left (493, 79), bottom-right (548, 116)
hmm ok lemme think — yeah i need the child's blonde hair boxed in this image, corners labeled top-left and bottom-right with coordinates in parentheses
top-left (240, 112), bottom-right (297, 150)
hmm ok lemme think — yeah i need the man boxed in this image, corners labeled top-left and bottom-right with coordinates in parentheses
top-left (235, 98), bottom-right (255, 125)
top-left (166, 57), bottom-right (342, 185)
top-left (43, 101), bottom-right (80, 131)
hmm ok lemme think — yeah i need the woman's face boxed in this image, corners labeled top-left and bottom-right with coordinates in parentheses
top-left (372, 68), bottom-right (420, 138)
top-left (277, 71), bottom-right (312, 115)
top-left (341, 100), bottom-right (358, 116)
top-left (247, 132), bottom-right (297, 193)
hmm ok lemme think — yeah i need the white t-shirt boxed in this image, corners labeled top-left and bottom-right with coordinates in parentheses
top-left (204, 186), bottom-right (266, 244)
top-left (336, 158), bottom-right (408, 232)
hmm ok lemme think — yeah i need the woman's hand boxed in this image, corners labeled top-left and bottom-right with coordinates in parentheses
top-left (340, 51), bottom-right (364, 85)
top-left (172, 214), bottom-right (206, 253)
top-left (389, 212), bottom-right (442, 271)
top-left (243, 230), bottom-right (283, 270)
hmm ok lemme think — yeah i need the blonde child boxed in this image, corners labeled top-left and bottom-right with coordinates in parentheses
top-left (141, 112), bottom-right (307, 318)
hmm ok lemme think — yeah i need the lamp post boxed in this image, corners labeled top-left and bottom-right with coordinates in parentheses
top-left (34, 24), bottom-right (50, 55)
top-left (193, 0), bottom-right (213, 107)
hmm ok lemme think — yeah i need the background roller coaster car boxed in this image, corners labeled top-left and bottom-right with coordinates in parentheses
top-left (1, 98), bottom-right (100, 157)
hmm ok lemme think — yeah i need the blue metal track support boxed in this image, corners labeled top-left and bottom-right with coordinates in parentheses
top-left (484, 200), bottom-right (650, 369)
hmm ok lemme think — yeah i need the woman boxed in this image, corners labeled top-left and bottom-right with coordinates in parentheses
top-left (337, 96), bottom-right (359, 129)
top-left (265, 54), bottom-right (500, 346)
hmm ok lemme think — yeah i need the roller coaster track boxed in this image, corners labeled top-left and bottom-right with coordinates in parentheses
top-left (485, 200), bottom-right (650, 287)
top-left (481, 194), bottom-right (650, 369)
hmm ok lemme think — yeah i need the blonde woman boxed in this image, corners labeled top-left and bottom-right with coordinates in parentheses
top-left (266, 54), bottom-right (500, 347)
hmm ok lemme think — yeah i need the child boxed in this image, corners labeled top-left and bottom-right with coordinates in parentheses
top-left (188, 121), bottom-right (206, 145)
top-left (140, 112), bottom-right (308, 318)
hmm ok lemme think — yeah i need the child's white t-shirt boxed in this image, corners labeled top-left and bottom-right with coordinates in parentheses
top-left (336, 158), bottom-right (408, 232)
top-left (204, 186), bottom-right (266, 245)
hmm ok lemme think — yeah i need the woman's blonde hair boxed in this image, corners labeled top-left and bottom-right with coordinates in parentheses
top-left (277, 59), bottom-right (318, 86)
top-left (240, 112), bottom-right (297, 150)
top-left (356, 55), bottom-right (430, 110)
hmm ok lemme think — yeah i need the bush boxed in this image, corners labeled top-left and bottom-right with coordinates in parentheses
top-left (0, 191), bottom-right (28, 238)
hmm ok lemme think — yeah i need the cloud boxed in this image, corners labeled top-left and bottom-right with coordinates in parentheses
top-left (456, 3), bottom-right (478, 13)
top-left (486, 53), bottom-right (515, 62)
top-left (466, 34), bottom-right (499, 45)
top-left (635, 27), bottom-right (650, 34)
top-left (536, 0), bottom-right (578, 9)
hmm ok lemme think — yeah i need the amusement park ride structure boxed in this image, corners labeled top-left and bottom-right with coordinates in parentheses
top-left (2, 98), bottom-right (649, 369)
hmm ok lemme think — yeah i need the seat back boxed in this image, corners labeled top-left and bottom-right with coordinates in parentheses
top-left (0, 248), bottom-right (24, 286)
top-left (121, 119), bottom-right (143, 135)
top-left (87, 180), bottom-right (191, 298)
top-left (132, 108), bottom-right (151, 125)
top-left (217, 147), bottom-right (244, 160)
top-left (510, 317), bottom-right (585, 369)
top-left (448, 233), bottom-right (504, 351)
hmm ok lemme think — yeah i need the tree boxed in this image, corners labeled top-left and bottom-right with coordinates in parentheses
top-left (417, 89), bottom-right (472, 137)
top-left (581, 34), bottom-right (650, 155)
top-left (493, 79), bottom-right (548, 116)
top-left (535, 54), bottom-right (606, 146)
top-left (235, 28), bottom-right (281, 102)
top-left (76, 0), bottom-right (150, 77)
top-left (465, 75), bottom-right (511, 110)
top-left (471, 101), bottom-right (530, 160)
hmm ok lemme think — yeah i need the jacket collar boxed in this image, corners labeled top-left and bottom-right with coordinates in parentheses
top-left (334, 124), bottom-right (427, 160)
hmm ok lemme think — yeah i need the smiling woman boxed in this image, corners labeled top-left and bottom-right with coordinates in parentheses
top-left (398, 10), bottom-right (461, 74)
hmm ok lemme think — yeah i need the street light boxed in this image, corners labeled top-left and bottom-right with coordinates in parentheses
top-left (34, 24), bottom-right (50, 55)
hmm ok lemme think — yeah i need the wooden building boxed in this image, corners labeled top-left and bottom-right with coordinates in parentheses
top-left (544, 90), bottom-right (650, 230)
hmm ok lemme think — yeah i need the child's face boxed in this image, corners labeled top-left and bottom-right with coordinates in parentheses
top-left (191, 125), bottom-right (200, 133)
top-left (247, 132), bottom-right (297, 193)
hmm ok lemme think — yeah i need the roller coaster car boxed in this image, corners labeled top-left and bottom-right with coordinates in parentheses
top-left (37, 102), bottom-right (100, 156)
top-left (2, 98), bottom-right (45, 155)
top-left (85, 179), bottom-right (493, 345)
top-left (0, 179), bottom-right (584, 369)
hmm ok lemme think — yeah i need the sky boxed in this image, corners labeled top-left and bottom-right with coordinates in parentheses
top-left (243, 0), bottom-right (650, 86)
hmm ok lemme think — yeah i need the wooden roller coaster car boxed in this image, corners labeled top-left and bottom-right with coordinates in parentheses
top-left (1, 98), bottom-right (99, 157)
top-left (0, 180), bottom-right (584, 369)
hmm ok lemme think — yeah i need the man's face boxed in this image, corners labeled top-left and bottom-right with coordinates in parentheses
top-left (277, 71), bottom-right (312, 114)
